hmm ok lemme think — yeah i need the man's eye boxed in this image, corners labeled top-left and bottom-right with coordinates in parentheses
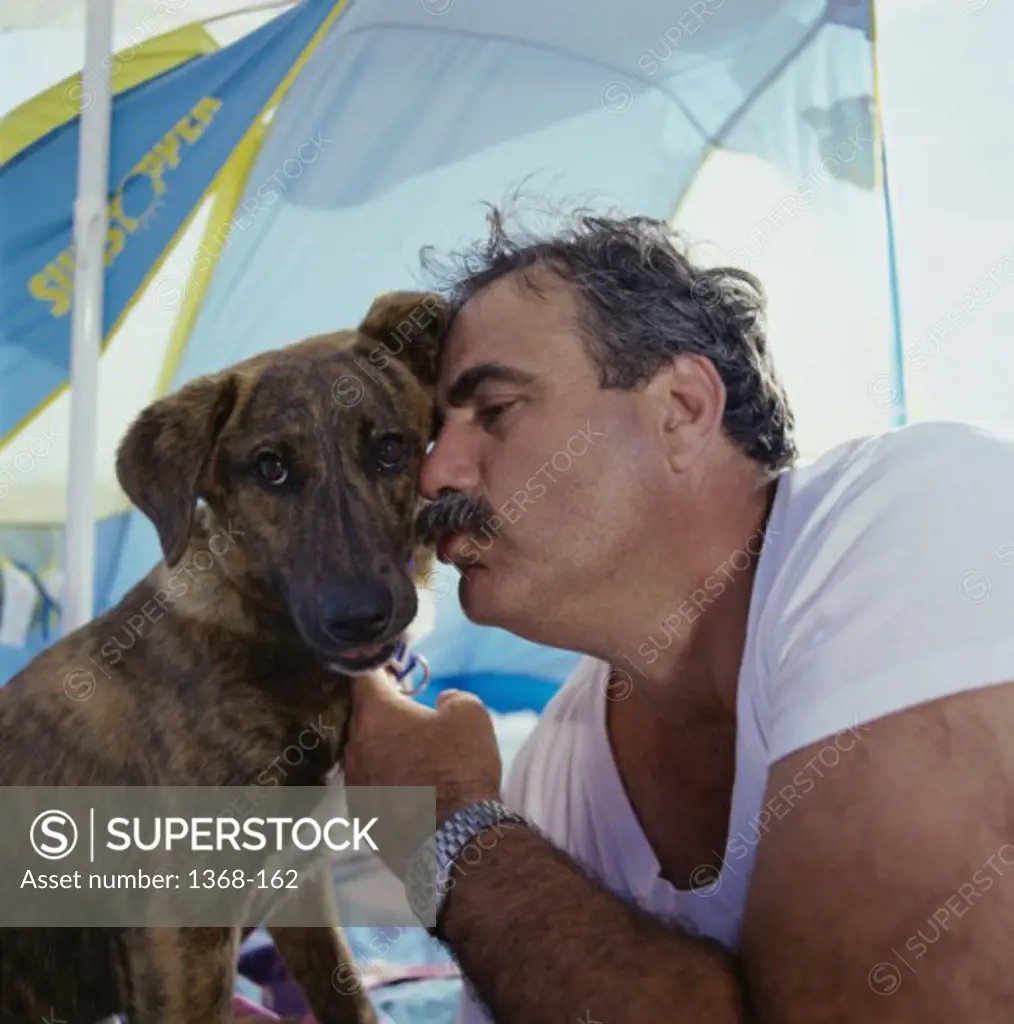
top-left (478, 402), bottom-right (514, 427)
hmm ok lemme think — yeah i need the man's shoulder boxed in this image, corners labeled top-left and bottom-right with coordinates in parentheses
top-left (772, 420), bottom-right (1014, 554)
top-left (753, 419), bottom-right (1014, 763)
top-left (789, 419), bottom-right (1014, 498)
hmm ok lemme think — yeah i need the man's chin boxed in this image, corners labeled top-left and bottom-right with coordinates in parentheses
top-left (459, 572), bottom-right (552, 647)
top-left (456, 566), bottom-right (501, 625)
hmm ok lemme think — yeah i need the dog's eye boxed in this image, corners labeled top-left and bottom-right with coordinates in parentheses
top-left (255, 451), bottom-right (288, 485)
top-left (376, 433), bottom-right (408, 471)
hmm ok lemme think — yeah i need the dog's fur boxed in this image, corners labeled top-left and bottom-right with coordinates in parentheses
top-left (0, 291), bottom-right (448, 1023)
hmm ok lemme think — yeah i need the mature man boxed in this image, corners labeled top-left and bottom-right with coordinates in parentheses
top-left (343, 211), bottom-right (1014, 1023)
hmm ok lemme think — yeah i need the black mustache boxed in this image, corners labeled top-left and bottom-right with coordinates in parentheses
top-left (415, 490), bottom-right (499, 545)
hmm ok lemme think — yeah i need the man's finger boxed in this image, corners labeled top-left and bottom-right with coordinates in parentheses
top-left (436, 688), bottom-right (462, 710)
top-left (436, 687), bottom-right (490, 715)
top-left (349, 669), bottom-right (417, 722)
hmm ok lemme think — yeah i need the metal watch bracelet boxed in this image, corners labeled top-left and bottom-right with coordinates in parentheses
top-left (405, 798), bottom-right (528, 937)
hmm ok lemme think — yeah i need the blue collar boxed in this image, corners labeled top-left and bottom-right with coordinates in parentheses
top-left (388, 640), bottom-right (430, 696)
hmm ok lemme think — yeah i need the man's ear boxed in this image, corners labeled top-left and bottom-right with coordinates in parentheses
top-left (115, 372), bottom-right (238, 567)
top-left (357, 290), bottom-right (451, 387)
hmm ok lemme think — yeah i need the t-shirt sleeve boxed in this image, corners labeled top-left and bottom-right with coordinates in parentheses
top-left (761, 422), bottom-right (1014, 766)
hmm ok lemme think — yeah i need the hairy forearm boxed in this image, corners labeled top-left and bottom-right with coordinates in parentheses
top-left (439, 822), bottom-right (748, 1023)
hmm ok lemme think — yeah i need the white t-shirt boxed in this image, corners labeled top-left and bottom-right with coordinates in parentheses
top-left (454, 420), bottom-right (1014, 1023)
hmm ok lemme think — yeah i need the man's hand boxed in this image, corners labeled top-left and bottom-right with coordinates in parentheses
top-left (343, 672), bottom-right (503, 826)
top-left (342, 679), bottom-right (747, 1024)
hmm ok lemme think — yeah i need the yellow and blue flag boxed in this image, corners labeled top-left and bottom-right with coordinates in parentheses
top-left (0, 0), bottom-right (345, 443)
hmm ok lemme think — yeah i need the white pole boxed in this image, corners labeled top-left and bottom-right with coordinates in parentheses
top-left (63, 0), bottom-right (114, 633)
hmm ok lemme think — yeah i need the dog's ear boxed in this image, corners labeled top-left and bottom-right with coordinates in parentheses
top-left (357, 290), bottom-right (451, 387)
top-left (116, 372), bottom-right (238, 567)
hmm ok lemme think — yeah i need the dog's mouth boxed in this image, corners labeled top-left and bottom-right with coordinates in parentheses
top-left (325, 639), bottom-right (400, 674)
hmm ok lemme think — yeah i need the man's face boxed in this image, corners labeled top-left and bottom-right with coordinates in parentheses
top-left (418, 271), bottom-right (666, 646)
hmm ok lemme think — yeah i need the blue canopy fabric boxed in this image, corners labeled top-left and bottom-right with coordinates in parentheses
top-left (0, 0), bottom-right (887, 704)
top-left (0, 0), bottom-right (345, 445)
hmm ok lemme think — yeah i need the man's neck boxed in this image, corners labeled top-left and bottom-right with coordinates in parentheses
top-left (601, 469), bottom-right (781, 722)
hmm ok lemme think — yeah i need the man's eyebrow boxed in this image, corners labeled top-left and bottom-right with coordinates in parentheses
top-left (444, 363), bottom-right (538, 408)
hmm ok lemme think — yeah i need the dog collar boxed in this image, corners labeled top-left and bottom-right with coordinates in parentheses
top-left (386, 640), bottom-right (430, 697)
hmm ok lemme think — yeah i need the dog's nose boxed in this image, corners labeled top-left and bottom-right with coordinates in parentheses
top-left (320, 582), bottom-right (394, 644)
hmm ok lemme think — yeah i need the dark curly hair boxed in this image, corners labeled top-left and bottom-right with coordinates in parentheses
top-left (421, 202), bottom-right (798, 473)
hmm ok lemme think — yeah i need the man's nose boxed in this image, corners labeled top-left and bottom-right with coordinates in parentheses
top-left (420, 423), bottom-right (481, 500)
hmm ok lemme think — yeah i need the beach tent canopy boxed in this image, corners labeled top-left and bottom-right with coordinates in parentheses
top-left (1, 0), bottom-right (1011, 694)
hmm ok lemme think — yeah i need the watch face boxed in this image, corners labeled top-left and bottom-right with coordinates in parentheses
top-left (406, 840), bottom-right (441, 928)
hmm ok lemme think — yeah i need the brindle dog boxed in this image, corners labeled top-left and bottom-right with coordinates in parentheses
top-left (0, 291), bottom-right (448, 1023)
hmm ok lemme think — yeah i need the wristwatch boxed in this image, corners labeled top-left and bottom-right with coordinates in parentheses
top-left (405, 798), bottom-right (528, 937)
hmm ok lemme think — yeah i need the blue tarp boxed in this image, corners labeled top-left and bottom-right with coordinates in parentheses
top-left (1, 0), bottom-right (881, 705)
